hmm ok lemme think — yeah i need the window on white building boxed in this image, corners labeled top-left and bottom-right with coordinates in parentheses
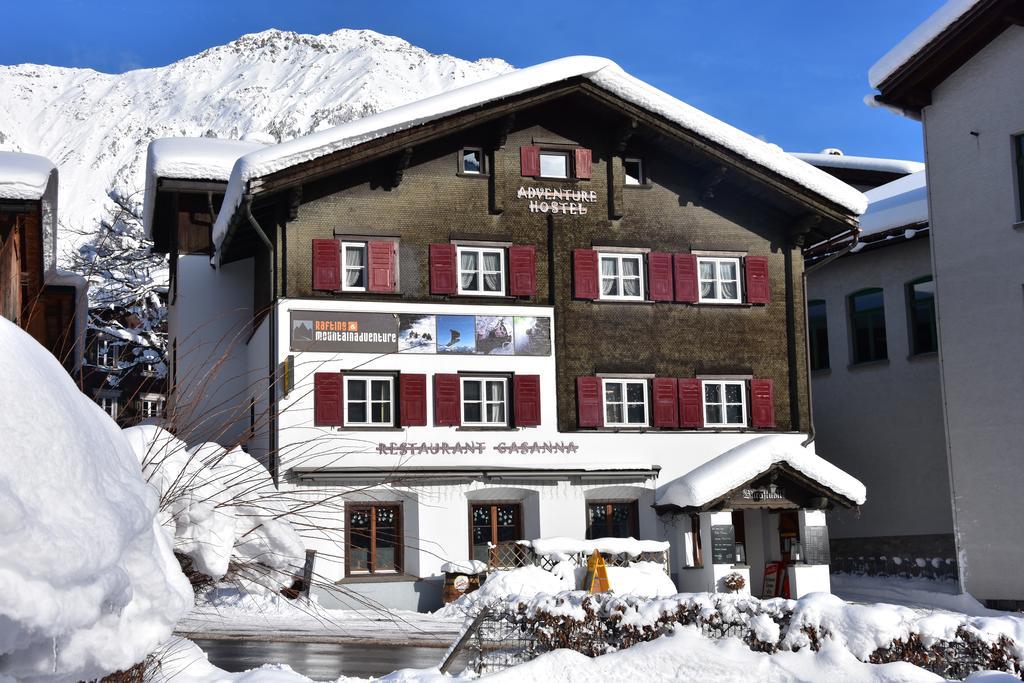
top-left (603, 378), bottom-right (648, 427)
top-left (697, 256), bottom-right (742, 303)
top-left (703, 380), bottom-right (746, 427)
top-left (624, 158), bottom-right (644, 185)
top-left (599, 253), bottom-right (644, 300)
top-left (539, 151), bottom-right (569, 179)
top-left (341, 242), bottom-right (367, 291)
top-left (345, 376), bottom-right (394, 426)
top-left (461, 377), bottom-right (508, 426)
top-left (457, 246), bottom-right (505, 295)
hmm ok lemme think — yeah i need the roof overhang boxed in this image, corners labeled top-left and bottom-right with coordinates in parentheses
top-left (218, 79), bottom-right (860, 261)
top-left (873, 0), bottom-right (1024, 113)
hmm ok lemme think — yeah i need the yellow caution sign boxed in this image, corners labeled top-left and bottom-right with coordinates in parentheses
top-left (584, 550), bottom-right (611, 593)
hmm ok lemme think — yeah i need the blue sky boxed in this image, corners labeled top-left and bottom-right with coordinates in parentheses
top-left (4, 0), bottom-right (940, 161)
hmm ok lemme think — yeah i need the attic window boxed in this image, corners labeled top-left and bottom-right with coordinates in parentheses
top-left (624, 158), bottom-right (644, 185)
top-left (460, 148), bottom-right (484, 175)
top-left (539, 151), bottom-right (569, 179)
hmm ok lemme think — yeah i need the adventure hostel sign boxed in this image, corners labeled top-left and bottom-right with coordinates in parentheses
top-left (518, 186), bottom-right (598, 215)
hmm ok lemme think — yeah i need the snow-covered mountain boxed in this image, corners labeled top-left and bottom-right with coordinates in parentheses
top-left (0, 29), bottom-right (512, 264)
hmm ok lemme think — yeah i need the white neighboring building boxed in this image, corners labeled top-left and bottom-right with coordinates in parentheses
top-left (872, 0), bottom-right (1024, 607)
top-left (145, 57), bottom-right (867, 610)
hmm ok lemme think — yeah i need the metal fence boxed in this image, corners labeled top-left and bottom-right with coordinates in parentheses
top-left (487, 542), bottom-right (671, 577)
top-left (830, 555), bottom-right (958, 580)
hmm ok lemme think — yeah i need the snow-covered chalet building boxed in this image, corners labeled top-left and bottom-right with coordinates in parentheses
top-left (144, 57), bottom-right (868, 610)
top-left (0, 151), bottom-right (87, 373)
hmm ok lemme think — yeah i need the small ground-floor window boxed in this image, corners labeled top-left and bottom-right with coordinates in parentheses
top-left (470, 502), bottom-right (523, 566)
top-left (585, 500), bottom-right (639, 539)
top-left (346, 503), bottom-right (402, 575)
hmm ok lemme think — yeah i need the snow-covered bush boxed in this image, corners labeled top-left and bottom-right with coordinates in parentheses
top-left (474, 590), bottom-right (1024, 679)
top-left (0, 317), bottom-right (192, 681)
top-left (121, 425), bottom-right (305, 594)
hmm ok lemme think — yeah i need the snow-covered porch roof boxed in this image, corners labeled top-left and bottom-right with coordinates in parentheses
top-left (654, 435), bottom-right (866, 513)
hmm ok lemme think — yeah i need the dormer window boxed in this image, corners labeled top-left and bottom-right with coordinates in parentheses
top-left (460, 148), bottom-right (484, 175)
top-left (539, 151), bottom-right (569, 179)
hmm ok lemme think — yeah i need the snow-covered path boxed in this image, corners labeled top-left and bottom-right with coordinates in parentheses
top-left (831, 574), bottom-right (1009, 617)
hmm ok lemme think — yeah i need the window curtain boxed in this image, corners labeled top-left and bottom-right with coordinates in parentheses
top-left (483, 252), bottom-right (502, 291)
top-left (461, 251), bottom-right (477, 290)
top-left (346, 247), bottom-right (364, 287)
top-left (601, 258), bottom-right (617, 295)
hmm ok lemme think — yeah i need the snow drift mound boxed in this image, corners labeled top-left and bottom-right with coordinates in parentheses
top-left (122, 425), bottom-right (305, 591)
top-left (0, 317), bottom-right (192, 681)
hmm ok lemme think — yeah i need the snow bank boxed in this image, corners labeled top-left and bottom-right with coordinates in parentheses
top-left (212, 56), bottom-right (866, 253)
top-left (121, 426), bottom-right (305, 588)
top-left (154, 638), bottom-right (315, 682)
top-left (657, 434), bottom-right (867, 509)
top-left (486, 624), bottom-right (946, 683)
top-left (142, 138), bottom-right (265, 238)
top-left (869, 0), bottom-right (979, 88)
top-left (0, 150), bottom-right (56, 201)
top-left (0, 317), bottom-right (192, 681)
top-left (440, 560), bottom-right (488, 574)
top-left (859, 170), bottom-right (928, 238)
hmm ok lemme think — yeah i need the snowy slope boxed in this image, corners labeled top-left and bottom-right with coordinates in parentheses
top-left (0, 28), bottom-right (511, 265)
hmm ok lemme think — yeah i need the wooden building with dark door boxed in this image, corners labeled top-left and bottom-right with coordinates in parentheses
top-left (146, 56), bottom-right (868, 609)
top-left (0, 152), bottom-right (86, 373)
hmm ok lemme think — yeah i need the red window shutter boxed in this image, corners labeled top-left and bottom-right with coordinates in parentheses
top-left (312, 239), bottom-right (341, 291)
top-left (399, 373), bottom-right (427, 427)
top-left (678, 378), bottom-right (703, 428)
top-left (508, 245), bottom-right (536, 297)
top-left (674, 253), bottom-right (698, 303)
top-left (573, 249), bottom-right (599, 300)
top-left (751, 379), bottom-right (776, 428)
top-left (745, 256), bottom-right (770, 304)
top-left (366, 240), bottom-right (396, 293)
top-left (651, 378), bottom-right (679, 428)
top-left (574, 148), bottom-right (592, 179)
top-left (513, 374), bottom-right (541, 427)
top-left (647, 252), bottom-right (674, 302)
top-left (314, 372), bottom-right (343, 426)
top-left (520, 146), bottom-right (541, 177)
top-left (429, 243), bottom-right (457, 295)
top-left (576, 376), bottom-right (604, 428)
top-left (433, 373), bottom-right (461, 426)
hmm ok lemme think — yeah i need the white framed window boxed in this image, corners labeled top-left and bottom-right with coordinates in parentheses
top-left (345, 376), bottom-right (394, 426)
top-left (702, 380), bottom-right (747, 427)
top-left (457, 246), bottom-right (505, 295)
top-left (624, 158), bottom-right (644, 185)
top-left (698, 257), bottom-right (742, 303)
top-left (599, 253), bottom-right (644, 300)
top-left (140, 396), bottom-right (164, 418)
top-left (461, 377), bottom-right (508, 426)
top-left (602, 378), bottom-right (648, 427)
top-left (460, 148), bottom-right (484, 174)
top-left (95, 339), bottom-right (118, 369)
top-left (99, 395), bottom-right (119, 419)
top-left (539, 151), bottom-right (569, 179)
top-left (342, 242), bottom-right (367, 292)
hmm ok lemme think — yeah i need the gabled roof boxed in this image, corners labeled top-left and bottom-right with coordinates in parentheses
top-left (209, 56), bottom-right (867, 257)
top-left (142, 138), bottom-right (265, 238)
top-left (0, 151), bottom-right (57, 202)
top-left (791, 152), bottom-right (924, 177)
top-left (870, 0), bottom-right (1024, 112)
top-left (655, 435), bottom-right (866, 511)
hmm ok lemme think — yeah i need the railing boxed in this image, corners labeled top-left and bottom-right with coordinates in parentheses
top-left (830, 555), bottom-right (958, 580)
top-left (486, 539), bottom-right (671, 577)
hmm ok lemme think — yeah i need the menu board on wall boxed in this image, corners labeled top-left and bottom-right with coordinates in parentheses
top-left (290, 310), bottom-right (552, 356)
top-left (710, 524), bottom-right (736, 565)
top-left (803, 526), bottom-right (830, 566)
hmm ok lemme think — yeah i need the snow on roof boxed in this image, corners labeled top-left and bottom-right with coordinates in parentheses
top-left (791, 152), bottom-right (924, 176)
top-left (656, 434), bottom-right (867, 509)
top-left (142, 137), bottom-right (265, 237)
top-left (859, 170), bottom-right (928, 238)
top-left (0, 150), bottom-right (57, 201)
top-left (211, 56), bottom-right (867, 253)
top-left (869, 0), bottom-right (980, 88)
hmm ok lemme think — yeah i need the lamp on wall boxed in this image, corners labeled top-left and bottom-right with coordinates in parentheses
top-left (792, 541), bottom-right (803, 564)
top-left (734, 542), bottom-right (746, 565)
